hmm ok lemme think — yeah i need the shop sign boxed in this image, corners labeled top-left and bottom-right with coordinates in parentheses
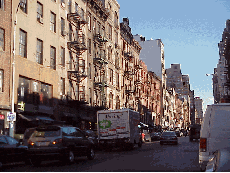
top-left (0, 114), bottom-right (4, 120)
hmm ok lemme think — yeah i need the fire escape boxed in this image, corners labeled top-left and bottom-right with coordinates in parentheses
top-left (93, 30), bottom-right (108, 107)
top-left (67, 8), bottom-right (88, 102)
top-left (124, 54), bottom-right (135, 109)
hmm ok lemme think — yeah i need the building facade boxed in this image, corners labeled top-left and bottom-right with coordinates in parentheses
top-left (133, 35), bottom-right (166, 127)
top-left (0, 0), bottom-right (12, 134)
top-left (194, 97), bottom-right (203, 124)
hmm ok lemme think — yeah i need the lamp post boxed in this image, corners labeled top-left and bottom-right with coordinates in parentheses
top-left (9, 1), bottom-right (21, 137)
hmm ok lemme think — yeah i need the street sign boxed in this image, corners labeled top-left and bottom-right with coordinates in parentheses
top-left (7, 112), bottom-right (16, 121)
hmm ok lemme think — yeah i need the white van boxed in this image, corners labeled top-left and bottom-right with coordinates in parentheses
top-left (199, 103), bottom-right (230, 171)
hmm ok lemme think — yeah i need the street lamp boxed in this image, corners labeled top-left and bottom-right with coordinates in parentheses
top-left (9, 1), bottom-right (22, 137)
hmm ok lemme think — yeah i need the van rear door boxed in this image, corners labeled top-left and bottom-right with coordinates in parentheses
top-left (209, 105), bottom-right (230, 153)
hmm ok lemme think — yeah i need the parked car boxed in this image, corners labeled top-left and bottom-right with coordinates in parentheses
top-left (175, 130), bottom-right (181, 137)
top-left (205, 147), bottom-right (230, 172)
top-left (150, 132), bottom-right (161, 141)
top-left (0, 134), bottom-right (28, 168)
top-left (144, 133), bottom-right (151, 142)
top-left (199, 103), bottom-right (230, 171)
top-left (27, 125), bottom-right (95, 166)
top-left (83, 130), bottom-right (98, 148)
top-left (23, 128), bottom-right (36, 146)
top-left (160, 131), bottom-right (178, 145)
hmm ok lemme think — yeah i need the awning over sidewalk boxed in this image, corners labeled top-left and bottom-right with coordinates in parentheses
top-left (18, 114), bottom-right (55, 123)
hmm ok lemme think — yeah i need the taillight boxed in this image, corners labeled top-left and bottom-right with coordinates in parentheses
top-left (160, 137), bottom-right (163, 140)
top-left (28, 140), bottom-right (35, 146)
top-left (52, 138), bottom-right (62, 145)
top-left (200, 138), bottom-right (207, 152)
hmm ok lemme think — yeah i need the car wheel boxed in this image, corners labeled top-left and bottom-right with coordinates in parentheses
top-left (30, 159), bottom-right (41, 166)
top-left (67, 150), bottom-right (75, 163)
top-left (87, 148), bottom-right (95, 160)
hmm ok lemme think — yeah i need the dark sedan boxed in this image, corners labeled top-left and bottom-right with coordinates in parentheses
top-left (0, 134), bottom-right (28, 168)
top-left (160, 131), bottom-right (178, 145)
top-left (150, 132), bottom-right (161, 141)
top-left (84, 130), bottom-right (98, 148)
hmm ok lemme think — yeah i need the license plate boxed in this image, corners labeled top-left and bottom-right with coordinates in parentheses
top-left (37, 142), bottom-right (49, 146)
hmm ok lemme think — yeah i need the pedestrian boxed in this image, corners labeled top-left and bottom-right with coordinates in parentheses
top-left (142, 132), bottom-right (145, 142)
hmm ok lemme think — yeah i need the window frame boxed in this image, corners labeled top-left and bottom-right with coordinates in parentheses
top-left (60, 77), bottom-right (65, 95)
top-left (0, 28), bottom-right (4, 51)
top-left (19, 29), bottom-right (27, 58)
top-left (61, 47), bottom-right (65, 67)
top-left (50, 46), bottom-right (56, 70)
top-left (36, 38), bottom-right (43, 65)
top-left (0, 0), bottom-right (4, 11)
top-left (20, 0), bottom-right (27, 13)
top-left (0, 69), bottom-right (3, 92)
top-left (61, 17), bottom-right (65, 36)
top-left (50, 11), bottom-right (56, 33)
top-left (37, 1), bottom-right (43, 23)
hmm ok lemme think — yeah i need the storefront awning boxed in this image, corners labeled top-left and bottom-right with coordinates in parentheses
top-left (19, 114), bottom-right (54, 122)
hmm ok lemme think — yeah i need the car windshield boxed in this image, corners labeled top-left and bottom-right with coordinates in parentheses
top-left (32, 130), bottom-right (60, 137)
top-left (162, 132), bottom-right (176, 136)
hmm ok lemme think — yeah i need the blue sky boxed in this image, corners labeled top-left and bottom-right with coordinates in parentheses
top-left (117, 0), bottom-right (229, 111)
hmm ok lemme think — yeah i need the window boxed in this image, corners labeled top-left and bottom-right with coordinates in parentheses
top-left (0, 136), bottom-right (7, 144)
top-left (88, 13), bottom-right (91, 30)
top-left (50, 12), bottom-right (56, 33)
top-left (0, 70), bottom-right (3, 92)
top-left (50, 46), bottom-right (56, 70)
top-left (69, 51), bottom-right (72, 70)
top-left (36, 39), bottom-right (43, 64)
top-left (37, 1), bottom-right (43, 23)
top-left (108, 24), bottom-right (112, 40)
top-left (89, 63), bottom-right (91, 79)
top-left (0, 28), bottom-right (4, 51)
top-left (88, 39), bottom-right (91, 54)
top-left (109, 93), bottom-right (113, 109)
top-left (75, 129), bottom-right (84, 137)
top-left (79, 86), bottom-right (85, 101)
top-left (116, 72), bottom-right (119, 88)
top-left (60, 77), bottom-right (65, 95)
top-left (75, 2), bottom-right (78, 13)
top-left (92, 18), bottom-right (96, 34)
top-left (115, 31), bottom-right (118, 45)
top-left (0, 0), bottom-right (4, 10)
top-left (97, 22), bottom-right (101, 34)
top-left (20, 0), bottom-right (27, 13)
top-left (61, 47), bottom-right (65, 67)
top-left (108, 46), bottom-right (112, 60)
top-left (6, 136), bottom-right (18, 145)
top-left (61, 17), bottom-right (65, 36)
top-left (19, 29), bottom-right (27, 58)
top-left (110, 68), bottom-right (113, 85)
top-left (114, 11), bottom-right (118, 27)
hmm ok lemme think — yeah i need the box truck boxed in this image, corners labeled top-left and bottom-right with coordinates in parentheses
top-left (97, 109), bottom-right (142, 150)
top-left (199, 103), bottom-right (230, 171)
